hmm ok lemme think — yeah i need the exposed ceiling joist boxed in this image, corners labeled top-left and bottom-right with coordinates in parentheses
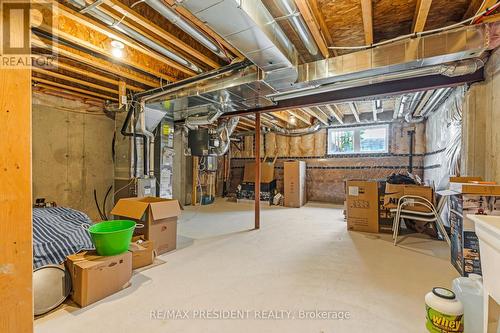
top-left (54, 3), bottom-right (194, 77)
top-left (294, 0), bottom-right (330, 58)
top-left (270, 111), bottom-right (296, 126)
top-left (308, 0), bottom-right (337, 56)
top-left (53, 61), bottom-right (143, 92)
top-left (33, 77), bottom-right (118, 101)
top-left (287, 109), bottom-right (311, 125)
top-left (464, 0), bottom-right (497, 21)
top-left (101, 0), bottom-right (220, 69)
top-left (481, 12), bottom-right (500, 23)
top-left (34, 83), bottom-right (104, 103)
top-left (412, 0), bottom-right (433, 33)
top-left (348, 102), bottom-right (361, 122)
top-left (302, 107), bottom-right (329, 125)
top-left (324, 104), bottom-right (343, 124)
top-left (32, 37), bottom-right (159, 87)
top-left (33, 67), bottom-right (118, 95)
top-left (360, 0), bottom-right (373, 45)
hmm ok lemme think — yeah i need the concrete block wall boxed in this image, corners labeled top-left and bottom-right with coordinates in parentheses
top-left (229, 122), bottom-right (426, 203)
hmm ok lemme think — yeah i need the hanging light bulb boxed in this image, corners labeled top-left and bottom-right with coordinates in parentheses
top-left (110, 40), bottom-right (125, 58)
top-left (289, 115), bottom-right (297, 125)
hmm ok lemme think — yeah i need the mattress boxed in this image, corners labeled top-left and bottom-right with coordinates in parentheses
top-left (33, 207), bottom-right (95, 269)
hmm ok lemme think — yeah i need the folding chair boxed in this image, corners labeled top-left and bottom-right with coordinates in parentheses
top-left (391, 195), bottom-right (451, 246)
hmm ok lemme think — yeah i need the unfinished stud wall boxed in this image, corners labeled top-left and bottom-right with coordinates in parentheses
top-left (230, 122), bottom-right (425, 203)
top-left (424, 87), bottom-right (466, 190)
top-left (32, 92), bottom-right (115, 220)
top-left (461, 47), bottom-right (500, 181)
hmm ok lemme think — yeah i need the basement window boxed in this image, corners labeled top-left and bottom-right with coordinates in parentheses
top-left (327, 125), bottom-right (389, 155)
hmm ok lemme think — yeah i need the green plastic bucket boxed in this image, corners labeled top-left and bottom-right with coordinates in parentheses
top-left (85, 220), bottom-right (139, 256)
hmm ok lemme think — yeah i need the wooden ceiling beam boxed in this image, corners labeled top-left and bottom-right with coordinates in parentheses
top-left (54, 3), bottom-right (195, 76)
top-left (480, 12), bottom-right (500, 23)
top-left (360, 0), bottom-right (373, 45)
top-left (309, 0), bottom-right (337, 56)
top-left (33, 67), bottom-right (118, 95)
top-left (53, 61), bottom-right (144, 92)
top-left (34, 84), bottom-right (105, 103)
top-left (464, 0), bottom-right (497, 21)
top-left (348, 102), bottom-right (361, 122)
top-left (270, 111), bottom-right (295, 126)
top-left (412, 0), bottom-right (433, 33)
top-left (287, 109), bottom-right (311, 125)
top-left (101, 0), bottom-right (220, 69)
top-left (294, 0), bottom-right (330, 58)
top-left (32, 37), bottom-right (159, 87)
top-left (324, 104), bottom-right (344, 124)
top-left (302, 107), bottom-right (329, 125)
top-left (32, 77), bottom-right (118, 101)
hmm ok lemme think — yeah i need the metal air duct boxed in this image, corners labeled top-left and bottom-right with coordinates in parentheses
top-left (145, 0), bottom-right (228, 60)
top-left (179, 0), bottom-right (299, 90)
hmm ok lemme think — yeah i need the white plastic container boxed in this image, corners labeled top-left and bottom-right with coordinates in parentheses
top-left (425, 287), bottom-right (464, 333)
top-left (453, 274), bottom-right (484, 333)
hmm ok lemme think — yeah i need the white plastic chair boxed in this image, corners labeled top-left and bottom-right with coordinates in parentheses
top-left (392, 195), bottom-right (451, 246)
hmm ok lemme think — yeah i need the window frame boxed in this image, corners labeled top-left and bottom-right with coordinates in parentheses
top-left (327, 124), bottom-right (390, 155)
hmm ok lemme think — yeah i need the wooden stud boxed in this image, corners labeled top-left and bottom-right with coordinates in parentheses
top-left (412, 0), bottom-right (433, 33)
top-left (360, 0), bottom-right (373, 45)
top-left (32, 77), bottom-right (118, 101)
top-left (294, 0), bottom-right (330, 58)
top-left (254, 113), bottom-right (261, 230)
top-left (118, 80), bottom-right (127, 109)
top-left (0, 67), bottom-right (33, 332)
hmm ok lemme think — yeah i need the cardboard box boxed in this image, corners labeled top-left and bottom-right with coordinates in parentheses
top-left (243, 161), bottom-right (275, 183)
top-left (449, 182), bottom-right (500, 195)
top-left (284, 160), bottom-right (306, 207)
top-left (449, 176), bottom-right (483, 183)
top-left (129, 236), bottom-right (155, 269)
top-left (346, 180), bottom-right (379, 233)
top-left (383, 183), bottom-right (434, 212)
top-left (66, 251), bottom-right (132, 307)
top-left (111, 197), bottom-right (181, 255)
top-left (377, 181), bottom-right (394, 234)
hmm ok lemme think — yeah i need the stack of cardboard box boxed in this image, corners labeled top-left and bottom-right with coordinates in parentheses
top-left (65, 197), bottom-right (182, 308)
top-left (345, 179), bottom-right (433, 233)
top-left (448, 177), bottom-right (500, 276)
top-left (239, 159), bottom-right (277, 203)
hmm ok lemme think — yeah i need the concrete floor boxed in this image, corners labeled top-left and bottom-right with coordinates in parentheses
top-left (35, 200), bottom-right (458, 333)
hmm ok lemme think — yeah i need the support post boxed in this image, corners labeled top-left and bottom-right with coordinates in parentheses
top-left (254, 113), bottom-right (261, 229)
top-left (0, 68), bottom-right (33, 331)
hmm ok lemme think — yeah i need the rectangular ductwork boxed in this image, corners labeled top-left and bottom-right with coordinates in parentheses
top-left (285, 23), bottom-right (500, 93)
top-left (178, 0), bottom-right (299, 90)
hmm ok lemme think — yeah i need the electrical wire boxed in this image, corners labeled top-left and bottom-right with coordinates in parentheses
top-left (102, 185), bottom-right (113, 220)
top-left (327, 1), bottom-right (500, 50)
top-left (93, 189), bottom-right (106, 220)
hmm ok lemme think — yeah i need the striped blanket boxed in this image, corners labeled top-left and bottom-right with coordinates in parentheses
top-left (33, 207), bottom-right (95, 269)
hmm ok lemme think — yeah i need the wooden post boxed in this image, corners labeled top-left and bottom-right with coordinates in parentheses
top-left (254, 113), bottom-right (261, 229)
top-left (0, 67), bottom-right (33, 331)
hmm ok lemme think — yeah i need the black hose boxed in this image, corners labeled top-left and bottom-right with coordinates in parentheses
top-left (93, 189), bottom-right (105, 220)
top-left (121, 99), bottom-right (146, 177)
top-left (102, 185), bottom-right (113, 220)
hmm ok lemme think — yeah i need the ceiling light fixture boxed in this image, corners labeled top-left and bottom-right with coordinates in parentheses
top-left (111, 40), bottom-right (125, 58)
top-left (289, 115), bottom-right (297, 125)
